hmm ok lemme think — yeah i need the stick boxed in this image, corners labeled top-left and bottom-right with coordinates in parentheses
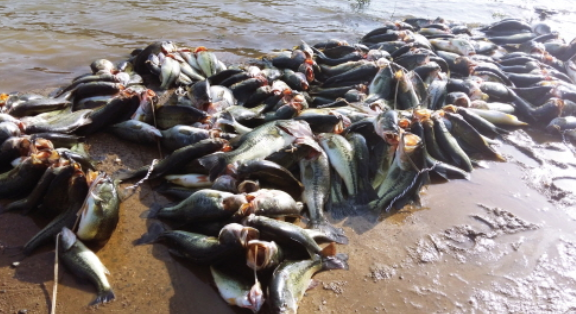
top-left (51, 232), bottom-right (61, 314)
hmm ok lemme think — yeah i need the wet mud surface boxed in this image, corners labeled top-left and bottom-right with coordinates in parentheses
top-left (1, 89), bottom-right (576, 313)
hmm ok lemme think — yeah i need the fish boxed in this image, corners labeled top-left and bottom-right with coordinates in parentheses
top-left (76, 172), bottom-right (120, 242)
top-left (246, 240), bottom-right (284, 271)
top-left (234, 159), bottom-right (304, 200)
top-left (165, 173), bottom-right (212, 188)
top-left (432, 115), bottom-right (473, 172)
top-left (0, 122), bottom-right (21, 145)
top-left (210, 266), bottom-right (264, 313)
top-left (0, 152), bottom-right (53, 199)
top-left (237, 189), bottom-right (304, 218)
top-left (268, 254), bottom-right (348, 314)
top-left (546, 116), bottom-right (576, 132)
top-left (116, 138), bottom-right (226, 181)
top-left (371, 133), bottom-right (428, 213)
top-left (1, 164), bottom-right (59, 214)
top-left (444, 112), bottom-right (506, 161)
top-left (108, 120), bottom-right (162, 145)
top-left (197, 48), bottom-right (221, 77)
top-left (467, 108), bottom-right (528, 126)
top-left (430, 38), bottom-right (475, 56)
top-left (6, 94), bottom-right (70, 118)
top-left (21, 109), bottom-right (92, 134)
top-left (243, 214), bottom-right (336, 258)
top-left (76, 91), bottom-right (141, 135)
top-left (23, 169), bottom-right (88, 255)
top-left (299, 148), bottom-right (348, 244)
top-left (59, 227), bottom-right (115, 305)
top-left (159, 55), bottom-right (181, 89)
top-left (199, 120), bottom-right (313, 181)
top-left (159, 125), bottom-right (212, 151)
top-left (135, 222), bottom-right (254, 264)
top-left (318, 132), bottom-right (375, 206)
top-left (148, 189), bottom-right (247, 223)
top-left (155, 105), bottom-right (210, 130)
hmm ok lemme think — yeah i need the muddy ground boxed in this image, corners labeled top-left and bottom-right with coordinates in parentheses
top-left (1, 88), bottom-right (576, 314)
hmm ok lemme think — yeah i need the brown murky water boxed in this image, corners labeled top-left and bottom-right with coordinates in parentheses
top-left (2, 0), bottom-right (576, 313)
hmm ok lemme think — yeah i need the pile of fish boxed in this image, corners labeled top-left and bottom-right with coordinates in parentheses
top-left (2, 16), bottom-right (576, 313)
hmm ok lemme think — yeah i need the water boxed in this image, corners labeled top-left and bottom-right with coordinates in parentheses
top-left (1, 0), bottom-right (576, 92)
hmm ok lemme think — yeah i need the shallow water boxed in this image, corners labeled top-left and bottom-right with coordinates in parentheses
top-left (1, 0), bottom-right (576, 313)
top-left (1, 0), bottom-right (576, 92)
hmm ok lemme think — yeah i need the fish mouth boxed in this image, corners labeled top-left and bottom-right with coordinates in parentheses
top-left (441, 105), bottom-right (457, 114)
top-left (238, 180), bottom-right (260, 194)
top-left (239, 202), bottom-right (255, 216)
top-left (240, 227), bottom-right (260, 248)
top-left (400, 132), bottom-right (422, 156)
top-left (413, 108), bottom-right (432, 122)
top-left (218, 223), bottom-right (259, 247)
top-left (246, 240), bottom-right (275, 271)
top-left (384, 132), bottom-right (400, 146)
top-left (32, 138), bottom-right (54, 153)
top-left (223, 194), bottom-right (248, 212)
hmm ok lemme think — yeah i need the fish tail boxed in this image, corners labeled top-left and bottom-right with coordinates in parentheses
top-left (198, 153), bottom-right (227, 181)
top-left (431, 162), bottom-right (471, 181)
top-left (313, 220), bottom-right (349, 245)
top-left (134, 221), bottom-right (165, 245)
top-left (91, 289), bottom-right (116, 305)
top-left (322, 253), bottom-right (349, 271)
top-left (0, 201), bottom-right (23, 215)
top-left (354, 182), bottom-right (378, 206)
top-left (494, 152), bottom-right (507, 162)
top-left (326, 200), bottom-right (355, 220)
top-left (139, 203), bottom-right (162, 219)
top-left (216, 111), bottom-right (235, 127)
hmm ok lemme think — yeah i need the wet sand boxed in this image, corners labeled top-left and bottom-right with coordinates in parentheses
top-left (2, 1), bottom-right (576, 311)
top-left (1, 87), bottom-right (576, 313)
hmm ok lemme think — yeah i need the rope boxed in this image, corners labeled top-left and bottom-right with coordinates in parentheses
top-left (385, 161), bottom-right (438, 213)
top-left (125, 159), bottom-right (159, 190)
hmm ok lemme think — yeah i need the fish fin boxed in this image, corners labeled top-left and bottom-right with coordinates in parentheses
top-left (133, 221), bottom-right (166, 245)
top-left (320, 242), bottom-right (337, 257)
top-left (90, 289), bottom-right (115, 306)
top-left (139, 203), bottom-right (163, 219)
top-left (307, 279), bottom-right (321, 291)
top-left (321, 253), bottom-right (349, 271)
top-left (198, 153), bottom-right (227, 181)
top-left (312, 220), bottom-right (349, 245)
